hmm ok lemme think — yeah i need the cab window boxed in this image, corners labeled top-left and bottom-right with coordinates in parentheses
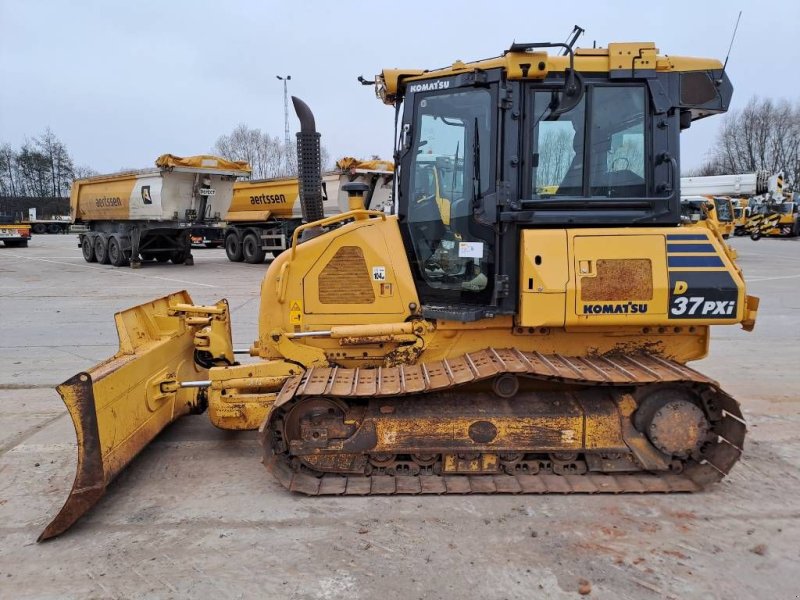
top-left (530, 85), bottom-right (647, 198)
top-left (589, 87), bottom-right (646, 197)
top-left (407, 89), bottom-right (493, 294)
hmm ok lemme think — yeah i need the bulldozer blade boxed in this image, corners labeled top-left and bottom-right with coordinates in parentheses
top-left (38, 291), bottom-right (209, 541)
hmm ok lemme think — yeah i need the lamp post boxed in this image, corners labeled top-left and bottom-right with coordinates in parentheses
top-left (276, 75), bottom-right (291, 174)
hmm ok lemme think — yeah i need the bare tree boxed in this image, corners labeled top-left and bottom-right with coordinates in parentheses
top-left (537, 129), bottom-right (573, 187)
top-left (0, 129), bottom-right (77, 198)
top-left (699, 96), bottom-right (800, 187)
top-left (35, 128), bottom-right (74, 197)
top-left (73, 165), bottom-right (99, 180)
top-left (0, 143), bottom-right (18, 196)
top-left (213, 123), bottom-right (330, 179)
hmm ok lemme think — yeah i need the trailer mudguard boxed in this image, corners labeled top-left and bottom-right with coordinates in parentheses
top-left (39, 291), bottom-right (208, 541)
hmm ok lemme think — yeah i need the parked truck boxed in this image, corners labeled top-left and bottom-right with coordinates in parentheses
top-left (0, 214), bottom-right (31, 247)
top-left (72, 154), bottom-right (250, 267)
top-left (222, 158), bottom-right (393, 263)
top-left (24, 217), bottom-right (71, 234)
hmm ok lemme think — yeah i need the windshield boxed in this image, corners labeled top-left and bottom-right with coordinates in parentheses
top-left (406, 88), bottom-right (493, 294)
top-left (713, 198), bottom-right (733, 222)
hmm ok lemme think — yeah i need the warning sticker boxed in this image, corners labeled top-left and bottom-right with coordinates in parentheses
top-left (289, 299), bottom-right (303, 324)
top-left (458, 241), bottom-right (483, 258)
top-left (372, 266), bottom-right (386, 281)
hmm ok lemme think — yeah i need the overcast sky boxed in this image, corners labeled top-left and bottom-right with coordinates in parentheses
top-left (1, 0), bottom-right (798, 174)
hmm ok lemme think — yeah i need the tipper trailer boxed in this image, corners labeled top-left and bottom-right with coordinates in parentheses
top-left (72, 154), bottom-right (250, 267)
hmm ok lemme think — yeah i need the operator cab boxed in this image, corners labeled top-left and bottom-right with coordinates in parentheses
top-left (386, 41), bottom-right (733, 320)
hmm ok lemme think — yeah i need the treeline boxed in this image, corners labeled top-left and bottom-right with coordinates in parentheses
top-left (1, 123), bottom-right (334, 201)
top-left (213, 123), bottom-right (330, 180)
top-left (694, 96), bottom-right (800, 187)
top-left (0, 129), bottom-right (96, 198)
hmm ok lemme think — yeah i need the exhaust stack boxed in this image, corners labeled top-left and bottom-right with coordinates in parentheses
top-left (291, 97), bottom-right (324, 238)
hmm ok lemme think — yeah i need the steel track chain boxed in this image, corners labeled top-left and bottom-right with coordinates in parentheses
top-left (261, 350), bottom-right (746, 495)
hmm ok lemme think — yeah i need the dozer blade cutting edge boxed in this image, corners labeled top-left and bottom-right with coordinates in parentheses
top-left (39, 291), bottom-right (209, 541)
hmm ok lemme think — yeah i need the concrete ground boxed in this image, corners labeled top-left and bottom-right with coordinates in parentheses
top-left (0, 234), bottom-right (798, 599)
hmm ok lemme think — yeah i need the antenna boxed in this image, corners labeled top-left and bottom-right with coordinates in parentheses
top-left (276, 75), bottom-right (292, 172)
top-left (719, 11), bottom-right (742, 82)
top-left (561, 25), bottom-right (585, 55)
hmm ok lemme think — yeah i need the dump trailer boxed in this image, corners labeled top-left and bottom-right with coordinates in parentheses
top-left (0, 215), bottom-right (31, 247)
top-left (40, 40), bottom-right (760, 541)
top-left (71, 154), bottom-right (250, 267)
top-left (221, 159), bottom-right (393, 263)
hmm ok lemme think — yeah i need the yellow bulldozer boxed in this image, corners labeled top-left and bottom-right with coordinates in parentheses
top-left (40, 39), bottom-right (758, 541)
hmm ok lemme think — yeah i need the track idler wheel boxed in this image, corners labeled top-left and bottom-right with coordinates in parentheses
top-left (634, 388), bottom-right (711, 458)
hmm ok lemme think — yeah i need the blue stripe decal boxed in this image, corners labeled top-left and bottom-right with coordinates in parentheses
top-left (668, 255), bottom-right (725, 268)
top-left (666, 234), bottom-right (709, 241)
top-left (667, 244), bottom-right (716, 253)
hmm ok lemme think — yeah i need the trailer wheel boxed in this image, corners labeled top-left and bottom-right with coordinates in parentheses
top-left (94, 235), bottom-right (110, 264)
top-left (225, 233), bottom-right (244, 262)
top-left (750, 231), bottom-right (762, 241)
top-left (47, 223), bottom-right (62, 234)
top-left (243, 232), bottom-right (266, 264)
top-left (81, 236), bottom-right (96, 262)
top-left (108, 236), bottom-right (129, 267)
top-left (32, 223), bottom-right (47, 234)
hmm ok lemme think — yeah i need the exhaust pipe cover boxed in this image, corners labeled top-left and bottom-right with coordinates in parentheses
top-left (291, 96), bottom-right (325, 227)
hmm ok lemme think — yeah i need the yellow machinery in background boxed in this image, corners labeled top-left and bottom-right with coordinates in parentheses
top-left (40, 38), bottom-right (758, 541)
top-left (680, 196), bottom-right (735, 239)
top-left (732, 197), bottom-right (751, 236)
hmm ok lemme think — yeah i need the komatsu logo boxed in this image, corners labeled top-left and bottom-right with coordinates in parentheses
top-left (408, 80), bottom-right (450, 93)
top-left (583, 302), bottom-right (649, 315)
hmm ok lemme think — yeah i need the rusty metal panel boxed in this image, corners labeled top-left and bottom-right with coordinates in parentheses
top-left (318, 476), bottom-right (348, 495)
top-left (716, 415), bottom-right (746, 450)
top-left (516, 474), bottom-right (548, 493)
top-left (442, 355), bottom-right (475, 385)
top-left (489, 348), bottom-right (529, 373)
top-left (466, 350), bottom-right (503, 378)
top-left (354, 368), bottom-right (378, 396)
top-left (538, 474), bottom-right (573, 493)
top-left (330, 369), bottom-right (356, 396)
top-left (564, 475), bottom-right (599, 493)
top-left (635, 475), bottom-right (671, 493)
top-left (290, 472), bottom-right (322, 495)
top-left (370, 475), bottom-right (397, 494)
top-left (302, 367), bottom-right (334, 396)
top-left (443, 476), bottom-right (472, 493)
top-left (423, 361), bottom-right (452, 390)
top-left (394, 476), bottom-right (422, 494)
top-left (584, 474), bottom-right (623, 493)
top-left (344, 477), bottom-right (372, 495)
top-left (468, 476), bottom-right (498, 493)
top-left (419, 476), bottom-right (447, 494)
top-left (376, 367), bottom-right (401, 396)
top-left (493, 475), bottom-right (523, 493)
top-left (399, 364), bottom-right (426, 393)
